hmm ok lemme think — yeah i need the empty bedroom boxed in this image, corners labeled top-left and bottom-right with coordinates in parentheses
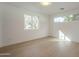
top-left (0, 2), bottom-right (79, 57)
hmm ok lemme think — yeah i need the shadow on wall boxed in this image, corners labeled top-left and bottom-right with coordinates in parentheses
top-left (59, 30), bottom-right (71, 41)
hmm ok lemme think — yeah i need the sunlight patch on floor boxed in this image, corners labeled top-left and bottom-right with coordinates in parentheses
top-left (59, 30), bottom-right (71, 41)
top-left (48, 30), bottom-right (71, 42)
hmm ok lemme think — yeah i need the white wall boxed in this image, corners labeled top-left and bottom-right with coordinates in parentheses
top-left (0, 5), bottom-right (2, 47)
top-left (50, 21), bottom-right (79, 42)
top-left (2, 3), bottom-right (79, 47)
top-left (60, 21), bottom-right (79, 42)
top-left (50, 8), bottom-right (79, 42)
top-left (0, 3), bottom-right (5, 47)
top-left (2, 4), bottom-right (49, 47)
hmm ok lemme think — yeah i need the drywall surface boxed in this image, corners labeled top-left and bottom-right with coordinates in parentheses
top-left (51, 21), bottom-right (79, 42)
top-left (50, 9), bottom-right (79, 42)
top-left (2, 5), bottom-right (49, 47)
top-left (60, 21), bottom-right (79, 42)
top-left (0, 7), bottom-right (2, 47)
top-left (0, 4), bottom-right (4, 47)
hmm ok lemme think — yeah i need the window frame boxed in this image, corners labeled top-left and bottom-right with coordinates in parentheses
top-left (24, 14), bottom-right (39, 30)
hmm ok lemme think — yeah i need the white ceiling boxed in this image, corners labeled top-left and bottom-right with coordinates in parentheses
top-left (6, 2), bottom-right (79, 15)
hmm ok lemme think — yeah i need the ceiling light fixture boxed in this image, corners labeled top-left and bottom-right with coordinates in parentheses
top-left (40, 2), bottom-right (51, 6)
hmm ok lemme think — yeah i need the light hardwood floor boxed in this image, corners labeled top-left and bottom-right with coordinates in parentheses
top-left (0, 37), bottom-right (79, 57)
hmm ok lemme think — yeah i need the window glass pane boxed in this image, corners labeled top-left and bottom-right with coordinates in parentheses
top-left (54, 17), bottom-right (64, 22)
top-left (24, 15), bottom-right (32, 29)
top-left (64, 15), bottom-right (74, 22)
top-left (54, 14), bottom-right (74, 23)
top-left (24, 14), bottom-right (39, 30)
top-left (32, 16), bottom-right (39, 29)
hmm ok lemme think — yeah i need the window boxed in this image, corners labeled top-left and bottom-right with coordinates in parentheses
top-left (54, 14), bottom-right (74, 22)
top-left (54, 17), bottom-right (64, 22)
top-left (64, 15), bottom-right (74, 22)
top-left (24, 14), bottom-right (39, 30)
